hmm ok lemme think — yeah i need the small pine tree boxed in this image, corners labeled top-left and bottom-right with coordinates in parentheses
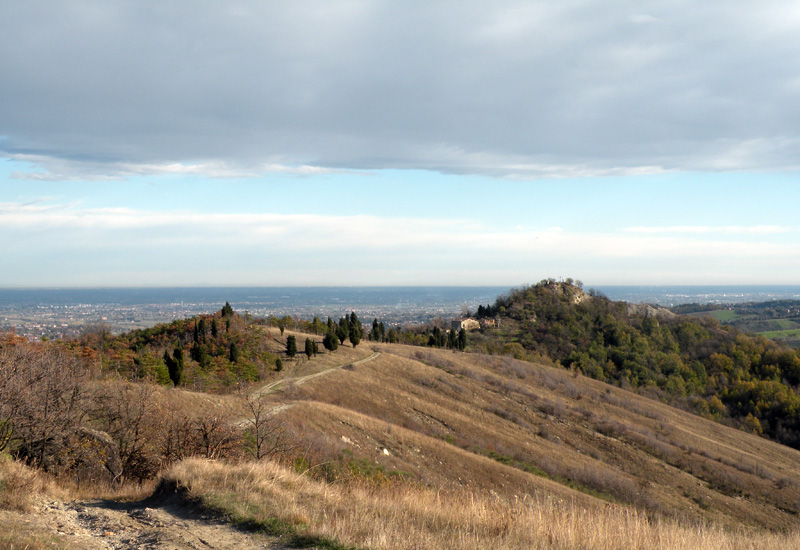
top-left (349, 328), bottom-right (361, 348)
top-left (198, 318), bottom-right (207, 343)
top-left (349, 312), bottom-right (363, 340)
top-left (229, 342), bottom-right (239, 363)
top-left (305, 337), bottom-right (314, 359)
top-left (286, 335), bottom-right (297, 358)
top-left (164, 347), bottom-right (184, 386)
top-left (221, 301), bottom-right (235, 316)
top-left (323, 330), bottom-right (339, 352)
top-left (458, 328), bottom-right (467, 351)
top-left (275, 357), bottom-right (283, 372)
top-left (336, 318), bottom-right (349, 345)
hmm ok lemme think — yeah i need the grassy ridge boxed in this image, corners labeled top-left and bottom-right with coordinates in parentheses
top-left (278, 344), bottom-right (800, 531)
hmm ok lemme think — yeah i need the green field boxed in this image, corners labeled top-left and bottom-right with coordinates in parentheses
top-left (709, 309), bottom-right (741, 322)
top-left (758, 328), bottom-right (800, 340)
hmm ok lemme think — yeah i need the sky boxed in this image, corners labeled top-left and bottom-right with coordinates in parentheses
top-left (2, 1), bottom-right (800, 287)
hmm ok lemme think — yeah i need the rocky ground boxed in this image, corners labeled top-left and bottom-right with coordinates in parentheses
top-left (27, 492), bottom-right (283, 550)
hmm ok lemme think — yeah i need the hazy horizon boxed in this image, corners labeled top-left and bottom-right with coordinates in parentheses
top-left (3, 2), bottom-right (800, 287)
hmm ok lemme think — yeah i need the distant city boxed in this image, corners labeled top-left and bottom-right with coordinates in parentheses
top-left (0, 287), bottom-right (508, 341)
top-left (4, 285), bottom-right (800, 341)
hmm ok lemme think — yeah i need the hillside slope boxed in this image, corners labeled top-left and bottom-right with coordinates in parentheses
top-left (272, 342), bottom-right (800, 531)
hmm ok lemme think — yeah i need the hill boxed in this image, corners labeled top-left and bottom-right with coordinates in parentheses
top-left (471, 279), bottom-right (800, 450)
top-left (5, 288), bottom-right (800, 548)
top-left (271, 343), bottom-right (800, 531)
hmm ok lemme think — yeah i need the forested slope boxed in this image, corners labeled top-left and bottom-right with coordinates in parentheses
top-left (474, 280), bottom-right (800, 449)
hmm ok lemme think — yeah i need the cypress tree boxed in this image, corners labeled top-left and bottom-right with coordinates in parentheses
top-left (286, 335), bottom-right (297, 358)
top-left (336, 317), bottom-right (349, 345)
top-left (198, 318), bottom-right (207, 343)
top-left (305, 337), bottom-right (314, 359)
top-left (165, 347), bottom-right (184, 386)
top-left (349, 328), bottom-right (361, 348)
top-left (229, 342), bottom-right (239, 363)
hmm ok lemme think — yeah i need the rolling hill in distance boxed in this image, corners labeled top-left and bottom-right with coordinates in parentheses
top-left (3, 280), bottom-right (800, 549)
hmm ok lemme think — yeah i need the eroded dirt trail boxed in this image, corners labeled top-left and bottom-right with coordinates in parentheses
top-left (37, 494), bottom-right (281, 550)
top-left (253, 350), bottom-right (381, 396)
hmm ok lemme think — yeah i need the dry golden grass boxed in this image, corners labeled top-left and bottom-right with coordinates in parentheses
top-left (167, 457), bottom-right (797, 550)
top-left (0, 453), bottom-right (63, 512)
top-left (277, 343), bottom-right (800, 531)
top-left (0, 514), bottom-right (84, 550)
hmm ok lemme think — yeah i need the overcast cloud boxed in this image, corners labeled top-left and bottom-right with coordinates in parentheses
top-left (3, 1), bottom-right (800, 179)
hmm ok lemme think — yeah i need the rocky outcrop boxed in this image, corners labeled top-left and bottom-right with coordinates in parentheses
top-left (626, 303), bottom-right (678, 320)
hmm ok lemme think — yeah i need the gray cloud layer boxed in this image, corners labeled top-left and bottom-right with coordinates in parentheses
top-left (3, 1), bottom-right (800, 178)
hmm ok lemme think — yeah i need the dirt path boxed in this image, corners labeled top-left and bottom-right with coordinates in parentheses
top-left (36, 492), bottom-right (283, 549)
top-left (252, 351), bottom-right (381, 396)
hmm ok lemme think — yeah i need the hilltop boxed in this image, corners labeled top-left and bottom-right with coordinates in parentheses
top-left (470, 279), bottom-right (800, 450)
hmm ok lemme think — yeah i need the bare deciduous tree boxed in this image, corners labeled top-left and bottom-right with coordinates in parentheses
top-left (241, 394), bottom-right (294, 460)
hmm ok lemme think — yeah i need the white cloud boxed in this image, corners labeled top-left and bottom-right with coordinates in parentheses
top-left (622, 225), bottom-right (791, 235)
top-left (4, 199), bottom-right (800, 286)
top-left (7, 154), bottom-right (355, 181)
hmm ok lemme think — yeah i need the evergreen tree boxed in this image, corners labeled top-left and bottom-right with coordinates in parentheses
top-left (191, 343), bottom-right (211, 369)
top-left (286, 335), bottom-right (297, 358)
top-left (305, 337), bottom-right (314, 359)
top-left (348, 312), bottom-right (363, 348)
top-left (371, 318), bottom-right (380, 341)
top-left (349, 312), bottom-right (363, 339)
top-left (336, 317), bottom-right (350, 345)
top-left (229, 342), bottom-right (239, 363)
top-left (379, 321), bottom-right (386, 342)
top-left (458, 328), bottom-right (467, 351)
top-left (164, 347), bottom-right (184, 386)
top-left (448, 328), bottom-right (457, 349)
top-left (428, 326), bottom-right (447, 348)
top-left (211, 319), bottom-right (219, 339)
top-left (323, 330), bottom-right (339, 352)
top-left (221, 301), bottom-right (235, 316)
top-left (198, 318), bottom-right (207, 343)
top-left (275, 357), bottom-right (283, 372)
top-left (349, 328), bottom-right (361, 348)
